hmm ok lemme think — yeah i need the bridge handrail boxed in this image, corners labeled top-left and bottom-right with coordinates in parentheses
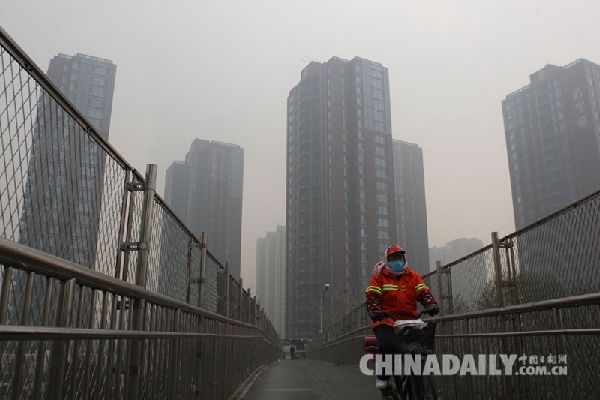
top-left (0, 237), bottom-right (274, 333)
top-left (432, 291), bottom-right (600, 321)
top-left (308, 292), bottom-right (600, 350)
top-left (0, 235), bottom-right (281, 399)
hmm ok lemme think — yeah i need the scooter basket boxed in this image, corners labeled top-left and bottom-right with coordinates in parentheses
top-left (396, 322), bottom-right (436, 354)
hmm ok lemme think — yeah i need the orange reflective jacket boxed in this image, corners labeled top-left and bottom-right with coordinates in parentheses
top-left (365, 266), bottom-right (429, 330)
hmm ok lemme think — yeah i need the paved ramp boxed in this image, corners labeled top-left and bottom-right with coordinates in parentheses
top-left (242, 359), bottom-right (381, 400)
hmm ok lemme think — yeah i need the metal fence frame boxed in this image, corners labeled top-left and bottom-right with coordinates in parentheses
top-left (0, 238), bottom-right (280, 400)
top-left (308, 187), bottom-right (600, 399)
top-left (307, 292), bottom-right (600, 400)
top-left (0, 24), bottom-right (281, 400)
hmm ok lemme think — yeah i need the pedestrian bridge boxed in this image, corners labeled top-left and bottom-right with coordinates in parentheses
top-left (1, 25), bottom-right (600, 400)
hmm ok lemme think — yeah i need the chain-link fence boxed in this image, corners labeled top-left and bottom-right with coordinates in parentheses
top-left (0, 25), bottom-right (280, 400)
top-left (424, 188), bottom-right (600, 316)
top-left (308, 186), bottom-right (600, 399)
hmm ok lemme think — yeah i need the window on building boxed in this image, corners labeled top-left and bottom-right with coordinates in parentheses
top-left (375, 158), bottom-right (387, 168)
top-left (377, 218), bottom-right (390, 228)
top-left (376, 205), bottom-right (389, 215)
top-left (376, 193), bottom-right (388, 203)
top-left (376, 181), bottom-right (388, 191)
top-left (375, 169), bottom-right (387, 179)
top-left (378, 230), bottom-right (390, 240)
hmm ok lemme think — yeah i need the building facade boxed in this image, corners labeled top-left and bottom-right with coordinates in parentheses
top-left (502, 59), bottom-right (600, 229)
top-left (256, 225), bottom-right (286, 337)
top-left (502, 59), bottom-right (600, 292)
top-left (286, 56), bottom-right (403, 338)
top-left (392, 139), bottom-right (430, 276)
top-left (429, 237), bottom-right (484, 271)
top-left (46, 53), bottom-right (117, 137)
top-left (19, 53), bottom-right (117, 271)
top-left (164, 161), bottom-right (190, 223)
top-left (164, 138), bottom-right (244, 279)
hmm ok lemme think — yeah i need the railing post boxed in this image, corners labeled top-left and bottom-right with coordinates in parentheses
top-left (128, 164), bottom-right (157, 400)
top-left (114, 169), bottom-right (131, 280)
top-left (120, 174), bottom-right (140, 284)
top-left (554, 308), bottom-right (570, 399)
top-left (238, 278), bottom-right (244, 322)
top-left (224, 261), bottom-right (230, 318)
top-left (0, 266), bottom-right (12, 325)
top-left (47, 278), bottom-right (76, 400)
top-left (186, 237), bottom-right (194, 304)
top-left (493, 232), bottom-right (516, 398)
top-left (198, 232), bottom-right (207, 309)
top-left (436, 261), bottom-right (445, 316)
top-left (135, 164), bottom-right (157, 289)
top-left (491, 231), bottom-right (505, 308)
top-left (506, 237), bottom-right (519, 305)
top-left (247, 288), bottom-right (252, 324)
top-left (254, 295), bottom-right (258, 326)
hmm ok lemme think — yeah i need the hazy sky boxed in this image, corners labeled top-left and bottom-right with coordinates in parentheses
top-left (3, 0), bottom-right (600, 291)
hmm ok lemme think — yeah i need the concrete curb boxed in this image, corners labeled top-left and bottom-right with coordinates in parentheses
top-left (227, 361), bottom-right (275, 400)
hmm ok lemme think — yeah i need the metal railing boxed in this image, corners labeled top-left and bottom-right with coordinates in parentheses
top-left (0, 24), bottom-right (280, 400)
top-left (308, 187), bottom-right (600, 399)
top-left (424, 187), bottom-right (600, 317)
top-left (307, 292), bottom-right (600, 400)
top-left (0, 238), bottom-right (281, 400)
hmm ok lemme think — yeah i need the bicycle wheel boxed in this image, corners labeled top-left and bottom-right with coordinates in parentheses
top-left (422, 376), bottom-right (438, 400)
top-left (397, 375), bottom-right (414, 400)
top-left (407, 376), bottom-right (422, 400)
top-left (381, 377), bottom-right (401, 400)
top-left (407, 375), bottom-right (438, 400)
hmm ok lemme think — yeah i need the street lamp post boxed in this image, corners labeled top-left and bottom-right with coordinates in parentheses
top-left (320, 283), bottom-right (330, 333)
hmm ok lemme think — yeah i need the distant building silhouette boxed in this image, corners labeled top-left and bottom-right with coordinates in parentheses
top-left (429, 237), bottom-right (487, 313)
top-left (502, 59), bottom-right (600, 229)
top-left (164, 161), bottom-right (189, 223)
top-left (164, 138), bottom-right (244, 280)
top-left (502, 59), bottom-right (600, 293)
top-left (16, 53), bottom-right (116, 330)
top-left (19, 53), bottom-right (116, 270)
top-left (429, 237), bottom-right (484, 271)
top-left (256, 225), bottom-right (286, 337)
top-left (286, 56), bottom-right (429, 337)
top-left (392, 139), bottom-right (430, 276)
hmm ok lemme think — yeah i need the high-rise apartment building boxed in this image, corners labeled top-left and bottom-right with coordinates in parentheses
top-left (19, 53), bottom-right (116, 270)
top-left (165, 138), bottom-right (244, 279)
top-left (47, 53), bottom-right (117, 138)
top-left (256, 225), bottom-right (286, 337)
top-left (502, 59), bottom-right (600, 293)
top-left (164, 161), bottom-right (189, 223)
top-left (286, 56), bottom-right (402, 338)
top-left (429, 238), bottom-right (484, 271)
top-left (392, 139), bottom-right (430, 276)
top-left (502, 59), bottom-right (600, 229)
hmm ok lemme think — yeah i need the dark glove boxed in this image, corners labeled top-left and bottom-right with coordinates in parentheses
top-left (425, 303), bottom-right (440, 316)
top-left (369, 310), bottom-right (387, 322)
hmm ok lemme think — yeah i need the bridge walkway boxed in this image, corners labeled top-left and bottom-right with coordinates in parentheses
top-left (242, 359), bottom-right (381, 400)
